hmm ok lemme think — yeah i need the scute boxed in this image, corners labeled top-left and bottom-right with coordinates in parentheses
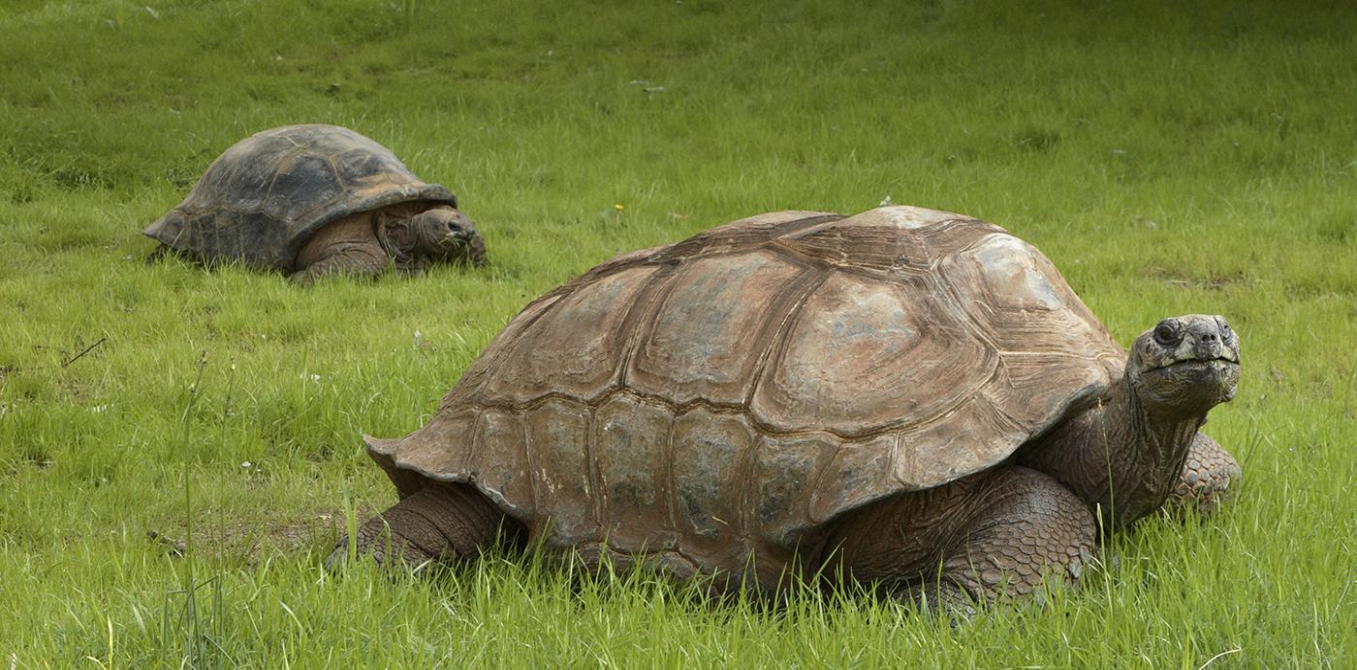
top-left (368, 206), bottom-right (1126, 576)
top-left (629, 251), bottom-right (807, 404)
top-left (524, 399), bottom-right (596, 547)
top-left (668, 407), bottom-right (757, 569)
top-left (940, 234), bottom-right (1120, 358)
top-left (480, 266), bottom-right (659, 404)
top-left (754, 433), bottom-right (837, 546)
top-left (143, 124), bottom-right (458, 271)
top-left (752, 271), bottom-right (996, 436)
top-left (593, 394), bottom-right (676, 554)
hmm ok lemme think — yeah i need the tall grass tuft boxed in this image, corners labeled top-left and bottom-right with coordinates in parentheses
top-left (154, 353), bottom-right (232, 668)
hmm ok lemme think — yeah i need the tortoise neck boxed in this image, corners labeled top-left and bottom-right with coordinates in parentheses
top-left (374, 211), bottom-right (411, 263)
top-left (1020, 377), bottom-right (1203, 530)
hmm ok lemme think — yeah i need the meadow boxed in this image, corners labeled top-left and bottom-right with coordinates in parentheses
top-left (1, 0), bottom-right (1354, 666)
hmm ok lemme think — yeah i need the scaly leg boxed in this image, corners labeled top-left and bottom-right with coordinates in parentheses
top-left (1168, 433), bottom-right (1241, 512)
top-left (326, 485), bottom-right (517, 569)
top-left (827, 467), bottom-right (1096, 610)
top-left (290, 241), bottom-right (389, 284)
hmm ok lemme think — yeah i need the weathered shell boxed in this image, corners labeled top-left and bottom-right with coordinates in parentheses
top-left (367, 206), bottom-right (1125, 579)
top-left (144, 124), bottom-right (457, 272)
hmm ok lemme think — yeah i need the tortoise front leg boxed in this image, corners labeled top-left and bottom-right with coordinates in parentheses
top-left (145, 243), bottom-right (194, 266)
top-left (827, 467), bottom-right (1096, 611)
top-left (145, 244), bottom-right (171, 264)
top-left (1168, 433), bottom-right (1241, 513)
top-left (289, 240), bottom-right (389, 284)
top-left (325, 484), bottom-right (516, 570)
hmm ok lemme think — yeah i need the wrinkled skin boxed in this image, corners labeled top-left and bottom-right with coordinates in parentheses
top-left (402, 208), bottom-right (488, 270)
top-left (809, 315), bottom-right (1242, 609)
top-left (1017, 314), bottom-right (1241, 528)
top-left (291, 205), bottom-right (485, 284)
top-left (330, 314), bottom-right (1242, 613)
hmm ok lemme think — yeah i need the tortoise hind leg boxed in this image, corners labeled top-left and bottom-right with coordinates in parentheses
top-left (326, 484), bottom-right (519, 570)
top-left (827, 467), bottom-right (1096, 611)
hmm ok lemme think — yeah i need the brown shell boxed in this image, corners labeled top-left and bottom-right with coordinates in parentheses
top-left (367, 207), bottom-right (1124, 578)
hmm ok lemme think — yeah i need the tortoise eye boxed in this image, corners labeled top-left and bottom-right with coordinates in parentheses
top-left (1153, 322), bottom-right (1180, 346)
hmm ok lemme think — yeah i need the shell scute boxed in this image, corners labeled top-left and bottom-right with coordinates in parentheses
top-left (629, 251), bottom-right (806, 405)
top-left (524, 399), bottom-right (596, 547)
top-left (377, 408), bottom-right (479, 496)
top-left (466, 408), bottom-right (532, 516)
top-left (890, 394), bottom-right (1023, 490)
top-left (593, 394), bottom-right (676, 554)
top-left (778, 207), bottom-right (1000, 275)
top-left (941, 233), bottom-right (1119, 357)
top-left (754, 433), bottom-right (837, 546)
top-left (808, 433), bottom-right (898, 524)
top-left (669, 408), bottom-right (754, 547)
top-left (752, 271), bottom-right (996, 436)
top-left (481, 266), bottom-right (658, 404)
top-left (268, 153), bottom-right (344, 223)
top-left (983, 353), bottom-right (1117, 434)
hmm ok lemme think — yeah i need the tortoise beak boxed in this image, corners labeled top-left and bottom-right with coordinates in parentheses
top-left (1136, 315), bottom-right (1241, 414)
top-left (440, 221), bottom-right (487, 266)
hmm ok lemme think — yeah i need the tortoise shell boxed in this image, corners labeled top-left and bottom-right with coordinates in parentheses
top-left (367, 207), bottom-right (1125, 579)
top-left (144, 124), bottom-right (458, 272)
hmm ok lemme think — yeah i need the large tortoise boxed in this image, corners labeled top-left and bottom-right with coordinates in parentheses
top-left (332, 206), bottom-right (1242, 606)
top-left (145, 124), bottom-right (485, 283)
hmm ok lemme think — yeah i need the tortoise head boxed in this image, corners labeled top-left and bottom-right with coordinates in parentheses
top-left (407, 208), bottom-right (487, 268)
top-left (1127, 314), bottom-right (1240, 418)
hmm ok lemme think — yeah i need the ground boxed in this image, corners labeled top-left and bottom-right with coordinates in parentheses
top-left (0, 0), bottom-right (1354, 667)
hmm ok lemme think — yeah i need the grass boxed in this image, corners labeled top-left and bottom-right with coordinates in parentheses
top-left (1, 0), bottom-right (1355, 666)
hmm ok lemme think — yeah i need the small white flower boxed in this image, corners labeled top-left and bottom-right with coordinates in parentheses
top-left (242, 461), bottom-right (252, 469)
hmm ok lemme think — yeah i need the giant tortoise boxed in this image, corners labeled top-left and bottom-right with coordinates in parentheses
top-left (332, 206), bottom-right (1242, 606)
top-left (145, 124), bottom-right (485, 283)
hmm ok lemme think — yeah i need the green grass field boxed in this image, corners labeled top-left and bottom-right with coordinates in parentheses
top-left (2, 0), bottom-right (1354, 666)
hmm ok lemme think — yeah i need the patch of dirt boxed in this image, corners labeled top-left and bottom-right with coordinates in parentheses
top-left (148, 504), bottom-right (378, 565)
top-left (1145, 265), bottom-right (1251, 291)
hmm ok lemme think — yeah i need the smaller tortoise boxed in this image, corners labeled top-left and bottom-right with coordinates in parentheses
top-left (332, 207), bottom-right (1242, 608)
top-left (145, 124), bottom-right (485, 283)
